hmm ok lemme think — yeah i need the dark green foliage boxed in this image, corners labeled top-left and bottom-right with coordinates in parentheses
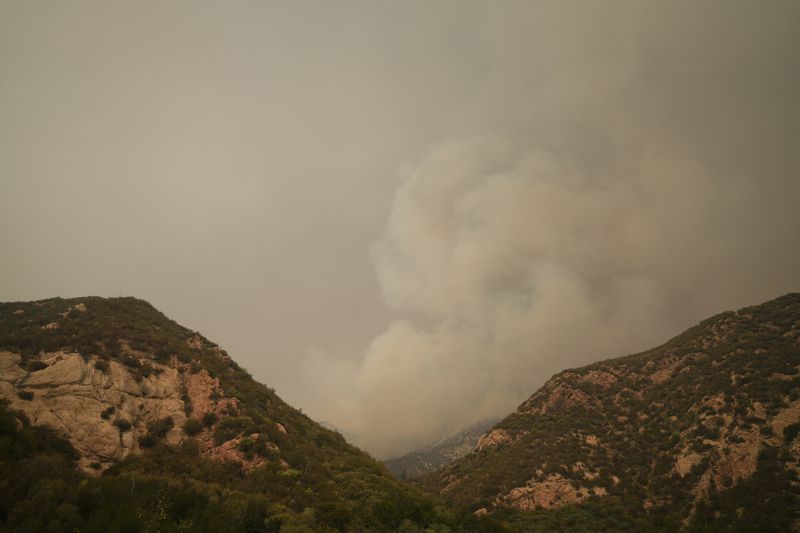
top-left (202, 411), bottom-right (218, 427)
top-left (237, 436), bottom-right (255, 452)
top-left (100, 406), bottom-right (116, 420)
top-left (0, 297), bottom-right (483, 532)
top-left (5, 293), bottom-right (795, 531)
top-left (496, 499), bottom-right (681, 532)
top-left (688, 447), bottom-right (800, 531)
top-left (17, 390), bottom-right (33, 401)
top-left (214, 416), bottom-right (251, 444)
top-left (138, 433), bottom-right (157, 448)
top-left (0, 398), bottom-right (478, 532)
top-left (139, 416), bottom-right (174, 446)
top-left (93, 358), bottom-right (110, 372)
top-left (148, 417), bottom-right (174, 438)
top-left (119, 353), bottom-right (140, 368)
top-left (784, 422), bottom-right (800, 442)
top-left (113, 418), bottom-right (131, 432)
top-left (422, 293), bottom-right (800, 529)
top-left (182, 417), bottom-right (202, 436)
top-left (0, 297), bottom-right (199, 367)
top-left (26, 359), bottom-right (47, 371)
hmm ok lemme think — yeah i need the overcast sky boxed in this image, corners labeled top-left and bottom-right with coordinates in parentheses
top-left (2, 1), bottom-right (799, 459)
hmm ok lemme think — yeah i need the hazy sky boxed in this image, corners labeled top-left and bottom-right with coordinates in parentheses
top-left (2, 1), bottom-right (799, 458)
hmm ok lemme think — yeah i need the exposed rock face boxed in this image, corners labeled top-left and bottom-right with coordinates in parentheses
top-left (1, 351), bottom-right (185, 471)
top-left (384, 418), bottom-right (498, 478)
top-left (675, 451), bottom-right (702, 477)
top-left (201, 433), bottom-right (266, 471)
top-left (0, 348), bottom-right (255, 473)
top-left (477, 428), bottom-right (521, 451)
top-left (0, 296), bottom-right (449, 532)
top-left (424, 293), bottom-right (800, 523)
top-left (184, 368), bottom-right (238, 418)
top-left (501, 473), bottom-right (608, 510)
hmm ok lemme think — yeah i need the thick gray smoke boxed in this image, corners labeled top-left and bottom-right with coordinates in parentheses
top-left (1, 1), bottom-right (797, 460)
top-left (307, 1), bottom-right (800, 458)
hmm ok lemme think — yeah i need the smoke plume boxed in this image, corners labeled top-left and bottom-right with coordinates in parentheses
top-left (309, 1), bottom-right (800, 458)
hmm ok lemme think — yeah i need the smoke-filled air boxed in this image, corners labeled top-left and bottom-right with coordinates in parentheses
top-left (2, 1), bottom-right (799, 460)
top-left (302, 2), bottom-right (800, 458)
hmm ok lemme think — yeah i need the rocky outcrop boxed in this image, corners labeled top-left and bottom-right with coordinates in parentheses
top-left (675, 451), bottom-right (702, 477)
top-left (0, 351), bottom-right (185, 472)
top-left (477, 428), bottom-right (522, 450)
top-left (425, 294), bottom-right (800, 524)
top-left (184, 368), bottom-right (238, 418)
top-left (384, 418), bottom-right (499, 478)
top-left (527, 383), bottom-right (598, 415)
top-left (0, 349), bottom-right (258, 474)
top-left (500, 473), bottom-right (608, 510)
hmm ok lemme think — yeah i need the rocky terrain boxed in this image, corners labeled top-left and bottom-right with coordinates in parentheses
top-left (3, 294), bottom-right (798, 531)
top-left (0, 296), bottom-right (484, 532)
top-left (0, 300), bottom-right (285, 474)
top-left (421, 293), bottom-right (800, 531)
top-left (384, 418), bottom-right (497, 479)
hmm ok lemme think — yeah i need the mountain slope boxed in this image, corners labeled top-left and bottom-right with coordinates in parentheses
top-left (0, 296), bottom-right (488, 532)
top-left (384, 418), bottom-right (498, 479)
top-left (421, 293), bottom-right (800, 531)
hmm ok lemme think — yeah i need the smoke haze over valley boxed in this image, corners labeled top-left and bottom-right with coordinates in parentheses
top-left (2, 1), bottom-right (799, 459)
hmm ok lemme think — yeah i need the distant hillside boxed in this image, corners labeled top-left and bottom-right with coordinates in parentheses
top-left (0, 296), bottom-right (495, 532)
top-left (421, 293), bottom-right (800, 531)
top-left (385, 418), bottom-right (498, 479)
top-left (318, 420), bottom-right (361, 448)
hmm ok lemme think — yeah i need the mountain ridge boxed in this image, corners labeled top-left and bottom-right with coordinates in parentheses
top-left (384, 418), bottom-right (498, 479)
top-left (2, 293), bottom-right (798, 531)
top-left (0, 296), bottom-right (486, 532)
top-left (420, 293), bottom-right (800, 531)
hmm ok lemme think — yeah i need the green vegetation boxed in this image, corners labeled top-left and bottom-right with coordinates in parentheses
top-left (2, 294), bottom-right (798, 531)
top-left (0, 297), bottom-right (508, 531)
top-left (0, 297), bottom-right (196, 365)
top-left (0, 399), bottom-right (506, 532)
top-left (421, 293), bottom-right (800, 530)
top-left (16, 390), bottom-right (33, 401)
top-left (183, 417), bottom-right (203, 436)
top-left (202, 412), bottom-right (218, 427)
top-left (139, 417), bottom-right (175, 448)
top-left (688, 446), bottom-right (800, 532)
top-left (26, 359), bottom-right (47, 371)
top-left (112, 418), bottom-right (132, 432)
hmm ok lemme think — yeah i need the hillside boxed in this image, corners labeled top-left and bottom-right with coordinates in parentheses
top-left (421, 293), bottom-right (800, 531)
top-left (384, 419), bottom-right (498, 479)
top-left (0, 296), bottom-right (495, 532)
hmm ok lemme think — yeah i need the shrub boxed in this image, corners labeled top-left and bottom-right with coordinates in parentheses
top-left (214, 416), bottom-right (251, 445)
top-left (17, 390), bottom-right (33, 401)
top-left (119, 354), bottom-right (140, 368)
top-left (94, 359), bottom-right (110, 373)
top-left (138, 434), bottom-right (157, 448)
top-left (27, 360), bottom-right (48, 371)
top-left (100, 406), bottom-right (116, 420)
top-left (146, 417), bottom-right (174, 439)
top-left (180, 438), bottom-right (200, 456)
top-left (183, 418), bottom-right (202, 436)
top-left (113, 418), bottom-right (132, 432)
top-left (202, 412), bottom-right (218, 427)
top-left (238, 437), bottom-right (255, 452)
top-left (783, 423), bottom-right (800, 442)
top-left (140, 362), bottom-right (153, 378)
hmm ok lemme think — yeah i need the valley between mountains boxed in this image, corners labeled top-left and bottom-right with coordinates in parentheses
top-left (1, 294), bottom-right (798, 531)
